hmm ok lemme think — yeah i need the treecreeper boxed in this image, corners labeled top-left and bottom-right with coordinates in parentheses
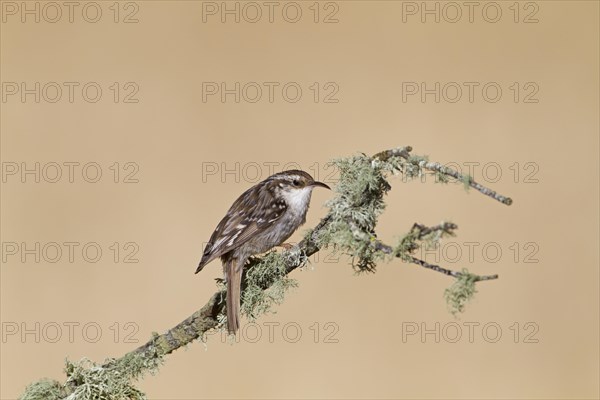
top-left (196, 170), bottom-right (330, 334)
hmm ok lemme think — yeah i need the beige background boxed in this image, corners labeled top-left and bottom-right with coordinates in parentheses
top-left (1, 1), bottom-right (599, 399)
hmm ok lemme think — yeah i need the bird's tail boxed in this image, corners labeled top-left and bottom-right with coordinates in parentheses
top-left (226, 258), bottom-right (242, 335)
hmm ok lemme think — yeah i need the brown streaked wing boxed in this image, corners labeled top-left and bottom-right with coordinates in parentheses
top-left (197, 182), bottom-right (287, 269)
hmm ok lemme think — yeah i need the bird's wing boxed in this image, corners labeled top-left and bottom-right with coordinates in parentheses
top-left (196, 183), bottom-right (287, 272)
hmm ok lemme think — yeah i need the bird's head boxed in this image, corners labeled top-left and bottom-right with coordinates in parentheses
top-left (269, 170), bottom-right (330, 211)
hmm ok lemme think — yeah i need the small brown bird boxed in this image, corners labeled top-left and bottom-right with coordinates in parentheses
top-left (196, 170), bottom-right (330, 334)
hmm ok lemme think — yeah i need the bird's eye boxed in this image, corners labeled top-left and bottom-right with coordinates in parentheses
top-left (292, 179), bottom-right (300, 186)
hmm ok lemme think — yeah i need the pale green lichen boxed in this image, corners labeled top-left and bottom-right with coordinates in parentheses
top-left (20, 351), bottom-right (163, 400)
top-left (315, 154), bottom-right (393, 273)
top-left (444, 269), bottom-right (479, 316)
top-left (241, 252), bottom-right (299, 320)
top-left (392, 222), bottom-right (456, 262)
top-left (435, 171), bottom-right (451, 184)
top-left (461, 174), bottom-right (474, 191)
top-left (311, 153), bottom-right (463, 275)
top-left (404, 154), bottom-right (429, 179)
top-left (20, 379), bottom-right (64, 400)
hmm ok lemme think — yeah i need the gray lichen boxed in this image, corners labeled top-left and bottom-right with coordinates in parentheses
top-left (315, 154), bottom-right (393, 272)
top-left (20, 379), bottom-right (64, 400)
top-left (241, 251), bottom-right (299, 320)
top-left (20, 352), bottom-right (163, 400)
top-left (444, 269), bottom-right (479, 316)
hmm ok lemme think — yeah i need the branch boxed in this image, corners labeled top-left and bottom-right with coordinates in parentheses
top-left (374, 147), bottom-right (513, 206)
top-left (406, 255), bottom-right (498, 281)
top-left (370, 222), bottom-right (498, 281)
top-left (20, 146), bottom-right (512, 400)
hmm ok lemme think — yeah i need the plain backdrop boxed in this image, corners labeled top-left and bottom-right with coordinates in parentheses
top-left (1, 1), bottom-right (599, 399)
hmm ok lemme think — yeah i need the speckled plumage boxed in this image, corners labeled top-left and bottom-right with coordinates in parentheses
top-left (195, 170), bottom-right (330, 334)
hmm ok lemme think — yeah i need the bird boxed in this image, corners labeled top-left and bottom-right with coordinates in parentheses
top-left (195, 170), bottom-right (330, 334)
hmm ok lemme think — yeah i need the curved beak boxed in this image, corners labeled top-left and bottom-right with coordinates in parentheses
top-left (311, 181), bottom-right (331, 190)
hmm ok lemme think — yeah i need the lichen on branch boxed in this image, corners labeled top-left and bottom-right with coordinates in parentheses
top-left (19, 146), bottom-right (511, 400)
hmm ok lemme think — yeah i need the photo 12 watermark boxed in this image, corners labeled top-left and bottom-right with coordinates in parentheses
top-left (199, 241), bottom-right (343, 265)
top-left (414, 240), bottom-right (540, 265)
top-left (1, 1), bottom-right (140, 23)
top-left (204, 321), bottom-right (340, 344)
top-left (201, 81), bottom-right (340, 104)
top-left (1, 162), bottom-right (140, 184)
top-left (201, 161), bottom-right (338, 184)
top-left (201, 1), bottom-right (340, 24)
top-left (400, 160), bottom-right (540, 184)
top-left (401, 321), bottom-right (540, 344)
top-left (401, 82), bottom-right (540, 104)
top-left (1, 82), bottom-right (140, 104)
top-left (1, 241), bottom-right (140, 264)
top-left (400, 1), bottom-right (539, 24)
top-left (2, 321), bottom-right (140, 344)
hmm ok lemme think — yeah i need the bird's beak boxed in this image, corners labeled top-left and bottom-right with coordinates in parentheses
top-left (311, 181), bottom-right (331, 190)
